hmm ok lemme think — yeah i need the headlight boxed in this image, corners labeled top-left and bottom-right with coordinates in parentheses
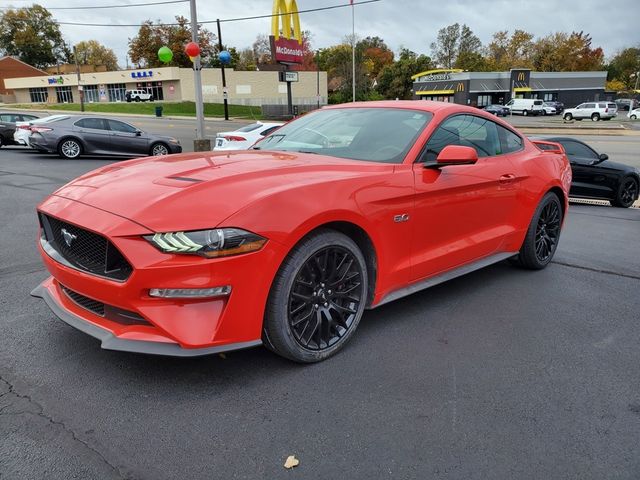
top-left (145, 228), bottom-right (266, 258)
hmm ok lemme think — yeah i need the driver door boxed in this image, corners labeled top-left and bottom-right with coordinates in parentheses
top-left (562, 140), bottom-right (616, 199)
top-left (107, 119), bottom-right (149, 155)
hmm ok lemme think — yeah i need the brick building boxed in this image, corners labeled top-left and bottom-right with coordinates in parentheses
top-left (0, 56), bottom-right (47, 103)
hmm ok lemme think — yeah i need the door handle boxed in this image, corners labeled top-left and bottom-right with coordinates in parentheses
top-left (499, 174), bottom-right (516, 184)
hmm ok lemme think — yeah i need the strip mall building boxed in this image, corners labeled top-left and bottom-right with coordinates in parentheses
top-left (412, 68), bottom-right (610, 107)
top-left (3, 66), bottom-right (327, 107)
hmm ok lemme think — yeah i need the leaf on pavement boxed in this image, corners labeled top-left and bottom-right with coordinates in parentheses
top-left (284, 455), bottom-right (299, 469)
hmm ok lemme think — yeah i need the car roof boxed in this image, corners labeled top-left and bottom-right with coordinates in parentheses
top-left (323, 100), bottom-right (490, 116)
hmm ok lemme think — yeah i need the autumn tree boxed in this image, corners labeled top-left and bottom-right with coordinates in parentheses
top-left (606, 47), bottom-right (640, 89)
top-left (252, 34), bottom-right (272, 65)
top-left (430, 23), bottom-right (484, 70)
top-left (486, 30), bottom-right (535, 70)
top-left (0, 5), bottom-right (71, 68)
top-left (430, 24), bottom-right (461, 68)
top-left (74, 40), bottom-right (119, 70)
top-left (235, 48), bottom-right (257, 71)
top-left (376, 48), bottom-right (433, 100)
top-left (533, 31), bottom-right (604, 72)
top-left (128, 16), bottom-right (215, 68)
top-left (358, 36), bottom-right (394, 78)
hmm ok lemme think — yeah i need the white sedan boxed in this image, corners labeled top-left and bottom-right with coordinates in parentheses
top-left (542, 102), bottom-right (557, 115)
top-left (14, 114), bottom-right (71, 146)
top-left (628, 108), bottom-right (640, 120)
top-left (214, 122), bottom-right (283, 151)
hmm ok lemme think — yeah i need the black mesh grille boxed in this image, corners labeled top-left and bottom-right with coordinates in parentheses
top-left (61, 285), bottom-right (105, 316)
top-left (40, 214), bottom-right (132, 281)
top-left (60, 285), bottom-right (149, 326)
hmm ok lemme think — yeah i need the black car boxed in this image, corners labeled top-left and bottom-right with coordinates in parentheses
top-left (483, 104), bottom-right (510, 117)
top-left (544, 137), bottom-right (639, 208)
top-left (0, 120), bottom-right (16, 147)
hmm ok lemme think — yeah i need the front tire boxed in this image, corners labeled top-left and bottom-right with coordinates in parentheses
top-left (631, 114), bottom-right (637, 120)
top-left (523, 110), bottom-right (528, 116)
top-left (591, 113), bottom-right (600, 121)
top-left (564, 113), bottom-right (573, 121)
top-left (262, 230), bottom-right (368, 363)
top-left (150, 142), bottom-right (169, 156)
top-left (58, 138), bottom-right (82, 159)
top-left (611, 176), bottom-right (638, 208)
top-left (511, 192), bottom-right (563, 270)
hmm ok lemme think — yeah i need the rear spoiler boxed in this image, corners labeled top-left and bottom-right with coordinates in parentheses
top-left (531, 140), bottom-right (565, 154)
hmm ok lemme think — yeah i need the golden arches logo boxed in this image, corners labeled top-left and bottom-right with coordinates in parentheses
top-left (517, 72), bottom-right (526, 81)
top-left (272, 0), bottom-right (302, 44)
top-left (456, 82), bottom-right (465, 92)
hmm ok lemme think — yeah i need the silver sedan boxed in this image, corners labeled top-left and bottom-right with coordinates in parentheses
top-left (28, 115), bottom-right (182, 159)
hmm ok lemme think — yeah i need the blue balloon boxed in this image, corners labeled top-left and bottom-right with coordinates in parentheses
top-left (219, 50), bottom-right (231, 65)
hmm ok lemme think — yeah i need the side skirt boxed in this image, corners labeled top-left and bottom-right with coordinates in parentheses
top-left (372, 251), bottom-right (517, 309)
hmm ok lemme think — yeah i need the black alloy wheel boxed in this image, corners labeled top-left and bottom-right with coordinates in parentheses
top-left (263, 230), bottom-right (368, 363)
top-left (611, 177), bottom-right (638, 208)
top-left (511, 192), bottom-right (563, 270)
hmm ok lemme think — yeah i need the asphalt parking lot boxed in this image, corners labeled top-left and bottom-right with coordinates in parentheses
top-left (1, 138), bottom-right (639, 479)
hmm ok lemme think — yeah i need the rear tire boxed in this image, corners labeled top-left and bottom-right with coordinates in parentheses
top-left (610, 176), bottom-right (638, 208)
top-left (262, 229), bottom-right (368, 363)
top-left (511, 192), bottom-right (563, 270)
top-left (0, 135), bottom-right (4, 147)
top-left (58, 138), bottom-right (82, 159)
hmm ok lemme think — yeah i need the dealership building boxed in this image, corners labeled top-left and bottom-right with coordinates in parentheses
top-left (3, 66), bottom-right (328, 107)
top-left (412, 68), bottom-right (610, 107)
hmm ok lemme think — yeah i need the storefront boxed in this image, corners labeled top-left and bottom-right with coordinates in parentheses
top-left (5, 66), bottom-right (327, 107)
top-left (412, 69), bottom-right (610, 108)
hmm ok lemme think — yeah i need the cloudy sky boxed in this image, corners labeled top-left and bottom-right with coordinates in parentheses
top-left (9, 0), bottom-right (638, 66)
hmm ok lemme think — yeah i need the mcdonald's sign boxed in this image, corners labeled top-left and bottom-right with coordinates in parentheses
top-left (270, 0), bottom-right (304, 64)
top-left (517, 72), bottom-right (526, 81)
top-left (456, 82), bottom-right (465, 92)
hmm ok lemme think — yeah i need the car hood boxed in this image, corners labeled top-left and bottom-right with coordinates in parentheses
top-left (51, 150), bottom-right (390, 232)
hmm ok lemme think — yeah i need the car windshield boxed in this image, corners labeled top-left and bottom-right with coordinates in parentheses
top-left (236, 123), bottom-right (263, 133)
top-left (255, 107), bottom-right (432, 164)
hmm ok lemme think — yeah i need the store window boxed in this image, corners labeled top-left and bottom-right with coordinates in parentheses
top-left (141, 81), bottom-right (164, 100)
top-left (107, 83), bottom-right (126, 102)
top-left (421, 95), bottom-right (451, 102)
top-left (84, 85), bottom-right (99, 103)
top-left (29, 87), bottom-right (48, 103)
top-left (477, 95), bottom-right (492, 107)
top-left (56, 86), bottom-right (73, 103)
top-left (543, 93), bottom-right (556, 102)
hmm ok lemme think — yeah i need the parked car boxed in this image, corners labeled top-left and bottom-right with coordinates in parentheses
top-left (541, 102), bottom-right (557, 115)
top-left (482, 104), bottom-right (510, 117)
top-left (543, 101), bottom-right (564, 113)
top-left (505, 98), bottom-right (544, 116)
top-left (125, 90), bottom-right (153, 102)
top-left (627, 108), bottom-right (640, 120)
top-left (0, 112), bottom-right (39, 123)
top-left (28, 115), bottom-right (182, 158)
top-left (615, 99), bottom-right (637, 111)
top-left (563, 102), bottom-right (617, 121)
top-left (540, 137), bottom-right (639, 208)
top-left (32, 101), bottom-right (571, 362)
top-left (14, 114), bottom-right (70, 146)
top-left (0, 120), bottom-right (17, 147)
top-left (214, 122), bottom-right (284, 150)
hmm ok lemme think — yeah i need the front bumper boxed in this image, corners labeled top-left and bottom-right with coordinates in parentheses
top-left (34, 196), bottom-right (286, 356)
top-left (167, 143), bottom-right (183, 154)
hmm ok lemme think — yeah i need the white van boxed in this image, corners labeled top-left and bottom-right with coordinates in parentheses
top-left (505, 98), bottom-right (544, 116)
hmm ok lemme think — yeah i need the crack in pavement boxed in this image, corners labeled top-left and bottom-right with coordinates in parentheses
top-left (0, 375), bottom-right (132, 480)
top-left (0, 261), bottom-right (46, 279)
top-left (551, 260), bottom-right (640, 281)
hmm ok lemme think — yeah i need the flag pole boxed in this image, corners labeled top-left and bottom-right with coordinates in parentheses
top-left (351, 0), bottom-right (355, 102)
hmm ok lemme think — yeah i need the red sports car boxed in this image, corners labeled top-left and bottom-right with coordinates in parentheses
top-left (32, 101), bottom-right (571, 362)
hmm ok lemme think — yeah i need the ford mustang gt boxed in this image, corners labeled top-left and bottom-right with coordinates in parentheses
top-left (32, 101), bottom-right (571, 363)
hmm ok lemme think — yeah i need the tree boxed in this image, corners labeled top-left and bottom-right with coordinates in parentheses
top-left (208, 45), bottom-right (240, 68)
top-left (533, 31), bottom-right (604, 72)
top-left (252, 34), bottom-right (272, 66)
top-left (430, 23), bottom-right (460, 69)
top-left (606, 47), bottom-right (640, 89)
top-left (359, 36), bottom-right (394, 78)
top-left (235, 48), bottom-right (257, 71)
top-left (291, 31), bottom-right (318, 72)
top-left (486, 29), bottom-right (534, 70)
top-left (0, 5), bottom-right (70, 68)
top-left (128, 16), bottom-right (215, 68)
top-left (430, 23), bottom-right (483, 70)
top-left (74, 40), bottom-right (119, 70)
top-left (455, 25), bottom-right (486, 70)
top-left (376, 48), bottom-right (433, 100)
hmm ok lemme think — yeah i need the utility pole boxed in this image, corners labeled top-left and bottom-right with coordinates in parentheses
top-left (351, 1), bottom-right (356, 102)
top-left (73, 46), bottom-right (85, 112)
top-left (216, 19), bottom-right (229, 121)
top-left (190, 0), bottom-right (209, 150)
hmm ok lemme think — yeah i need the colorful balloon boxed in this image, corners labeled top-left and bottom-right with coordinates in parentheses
top-left (189, 56), bottom-right (196, 62)
top-left (219, 50), bottom-right (231, 65)
top-left (157, 46), bottom-right (173, 63)
top-left (185, 42), bottom-right (200, 58)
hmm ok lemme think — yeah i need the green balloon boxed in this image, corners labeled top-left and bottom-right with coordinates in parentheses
top-left (158, 46), bottom-right (173, 63)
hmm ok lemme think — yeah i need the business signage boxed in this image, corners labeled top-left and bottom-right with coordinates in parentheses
top-left (131, 70), bottom-right (154, 79)
top-left (48, 76), bottom-right (64, 85)
top-left (412, 69), bottom-right (463, 83)
top-left (270, 0), bottom-right (303, 64)
top-left (279, 71), bottom-right (299, 82)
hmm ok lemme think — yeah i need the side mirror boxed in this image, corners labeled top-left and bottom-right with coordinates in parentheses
top-left (598, 153), bottom-right (608, 162)
top-left (135, 130), bottom-right (142, 136)
top-left (430, 145), bottom-right (478, 167)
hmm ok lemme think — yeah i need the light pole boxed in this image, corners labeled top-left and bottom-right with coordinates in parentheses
top-left (189, 0), bottom-right (209, 151)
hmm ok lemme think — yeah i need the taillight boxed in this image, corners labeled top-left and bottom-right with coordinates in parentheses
top-left (19, 125), bottom-right (31, 130)
top-left (605, 107), bottom-right (608, 113)
top-left (224, 135), bottom-right (247, 142)
top-left (30, 127), bottom-right (53, 133)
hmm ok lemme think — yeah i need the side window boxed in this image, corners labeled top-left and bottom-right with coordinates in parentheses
top-left (108, 119), bottom-right (137, 133)
top-left (562, 141), bottom-right (598, 163)
top-left (497, 124), bottom-right (523, 154)
top-left (75, 118), bottom-right (107, 130)
top-left (584, 103), bottom-right (596, 109)
top-left (419, 115), bottom-right (501, 163)
top-left (0, 114), bottom-right (9, 122)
